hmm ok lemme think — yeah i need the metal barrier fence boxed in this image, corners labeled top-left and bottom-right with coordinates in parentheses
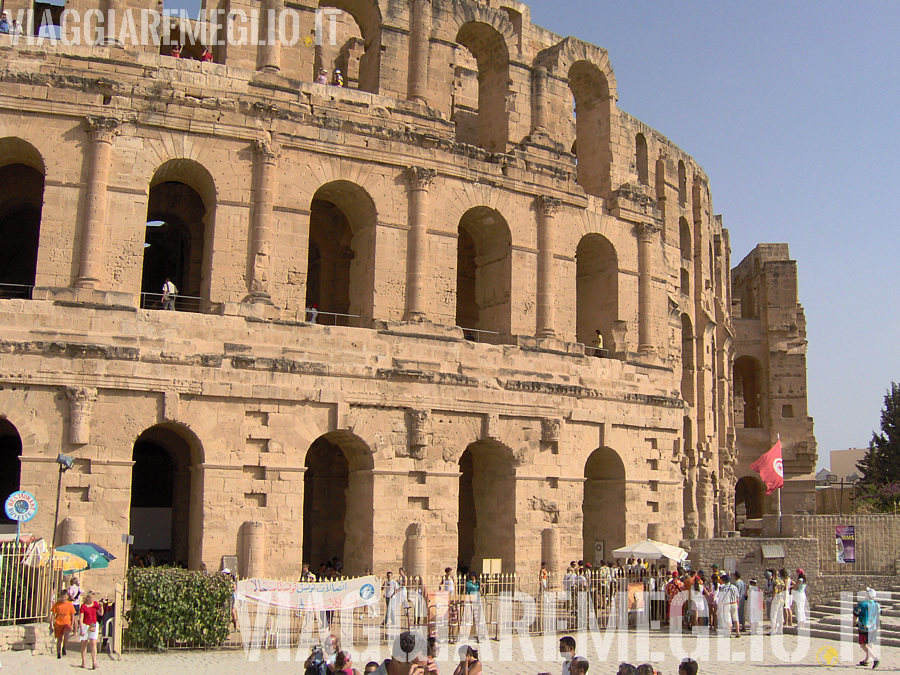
top-left (781, 513), bottom-right (900, 575)
top-left (0, 542), bottom-right (62, 625)
top-left (229, 570), bottom-right (672, 651)
top-left (140, 292), bottom-right (203, 313)
top-left (0, 282), bottom-right (34, 300)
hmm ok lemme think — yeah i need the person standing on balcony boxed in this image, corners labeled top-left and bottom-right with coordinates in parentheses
top-left (595, 330), bottom-right (604, 355)
top-left (162, 277), bottom-right (177, 310)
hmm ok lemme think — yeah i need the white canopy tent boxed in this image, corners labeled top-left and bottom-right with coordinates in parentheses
top-left (612, 538), bottom-right (688, 562)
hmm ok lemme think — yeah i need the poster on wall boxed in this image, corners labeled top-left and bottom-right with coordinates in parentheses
top-left (835, 525), bottom-right (856, 563)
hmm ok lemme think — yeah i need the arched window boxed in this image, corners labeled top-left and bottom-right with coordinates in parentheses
top-left (735, 475), bottom-right (766, 523)
top-left (0, 138), bottom-right (45, 299)
top-left (575, 234), bottom-right (617, 350)
top-left (317, 0), bottom-right (382, 93)
top-left (143, 160), bottom-right (216, 312)
top-left (734, 356), bottom-right (765, 428)
top-left (681, 314), bottom-right (694, 406)
top-left (583, 447), bottom-right (626, 561)
top-left (455, 207), bottom-right (512, 339)
top-left (458, 441), bottom-right (516, 573)
top-left (306, 181), bottom-right (378, 325)
top-left (0, 419), bottom-right (23, 526)
top-left (303, 431), bottom-right (374, 575)
top-left (679, 217), bottom-right (691, 261)
top-left (130, 424), bottom-right (204, 569)
top-left (569, 61), bottom-right (611, 198)
top-left (454, 22), bottom-right (510, 152)
top-left (635, 133), bottom-right (649, 186)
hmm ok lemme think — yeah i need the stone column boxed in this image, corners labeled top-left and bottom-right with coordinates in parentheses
top-left (536, 196), bottom-right (560, 338)
top-left (104, 0), bottom-right (125, 45)
top-left (406, 0), bottom-right (431, 104)
top-left (65, 386), bottom-right (98, 446)
top-left (404, 166), bottom-right (437, 321)
top-left (406, 523), bottom-right (427, 579)
top-left (541, 528), bottom-right (560, 574)
top-left (249, 138), bottom-right (279, 303)
top-left (61, 516), bottom-right (85, 545)
top-left (242, 521), bottom-right (266, 578)
top-left (531, 66), bottom-right (548, 135)
top-left (636, 222), bottom-right (660, 353)
top-left (75, 117), bottom-right (120, 289)
top-left (259, 0), bottom-right (283, 72)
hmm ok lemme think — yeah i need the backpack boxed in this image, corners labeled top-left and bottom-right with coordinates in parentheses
top-left (304, 657), bottom-right (328, 675)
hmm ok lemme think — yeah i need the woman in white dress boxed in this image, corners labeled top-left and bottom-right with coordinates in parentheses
top-left (783, 570), bottom-right (794, 627)
top-left (793, 571), bottom-right (809, 629)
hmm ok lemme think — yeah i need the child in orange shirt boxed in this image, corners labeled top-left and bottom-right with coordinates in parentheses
top-left (50, 589), bottom-right (76, 659)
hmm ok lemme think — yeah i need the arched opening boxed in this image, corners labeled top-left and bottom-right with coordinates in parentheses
top-left (454, 22), bottom-right (510, 152)
top-left (129, 425), bottom-right (203, 568)
top-left (315, 0), bottom-right (381, 92)
top-left (0, 419), bottom-right (23, 528)
top-left (457, 441), bottom-right (516, 573)
top-left (679, 217), bottom-right (691, 262)
top-left (306, 181), bottom-right (378, 325)
top-left (678, 160), bottom-right (687, 206)
top-left (569, 60), bottom-right (611, 198)
top-left (142, 161), bottom-right (216, 312)
top-left (734, 355), bottom-right (764, 428)
top-left (455, 207), bottom-right (512, 338)
top-left (576, 234), bottom-right (618, 350)
top-left (0, 138), bottom-right (45, 298)
top-left (735, 475), bottom-right (765, 525)
top-left (681, 314), bottom-right (695, 406)
top-left (635, 133), bottom-right (649, 186)
top-left (302, 431), bottom-right (373, 575)
top-left (583, 447), bottom-right (626, 562)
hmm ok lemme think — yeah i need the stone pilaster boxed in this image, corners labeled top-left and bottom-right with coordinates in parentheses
top-left (259, 0), bottom-right (283, 72)
top-left (65, 386), bottom-right (98, 445)
top-left (404, 166), bottom-right (437, 321)
top-left (406, 0), bottom-right (431, 104)
top-left (636, 222), bottom-right (661, 353)
top-left (75, 116), bottom-right (120, 290)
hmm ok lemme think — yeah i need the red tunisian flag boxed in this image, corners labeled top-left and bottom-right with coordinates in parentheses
top-left (750, 440), bottom-right (784, 495)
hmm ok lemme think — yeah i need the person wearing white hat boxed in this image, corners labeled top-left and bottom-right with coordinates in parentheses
top-left (853, 587), bottom-right (880, 668)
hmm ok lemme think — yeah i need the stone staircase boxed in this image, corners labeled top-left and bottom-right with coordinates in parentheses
top-left (786, 587), bottom-right (900, 647)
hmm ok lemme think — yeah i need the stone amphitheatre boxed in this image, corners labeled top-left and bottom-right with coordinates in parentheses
top-left (0, 0), bottom-right (816, 586)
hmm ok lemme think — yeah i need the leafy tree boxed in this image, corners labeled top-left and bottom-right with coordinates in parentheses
top-left (856, 382), bottom-right (900, 511)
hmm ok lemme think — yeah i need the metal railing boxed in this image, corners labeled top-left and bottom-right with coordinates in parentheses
top-left (224, 569), bottom-right (673, 652)
top-left (459, 327), bottom-right (503, 344)
top-left (140, 292), bottom-right (203, 313)
top-left (0, 541), bottom-right (62, 625)
top-left (303, 310), bottom-right (374, 329)
top-left (0, 283), bottom-right (34, 300)
top-left (585, 346), bottom-right (610, 358)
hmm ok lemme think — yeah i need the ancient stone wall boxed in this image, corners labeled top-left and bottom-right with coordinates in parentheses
top-left (0, 0), bottom-right (810, 595)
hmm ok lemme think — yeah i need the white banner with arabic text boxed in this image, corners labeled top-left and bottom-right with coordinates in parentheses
top-left (237, 575), bottom-right (379, 611)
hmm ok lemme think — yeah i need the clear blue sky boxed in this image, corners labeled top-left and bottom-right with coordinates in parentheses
top-left (525, 0), bottom-right (899, 469)
top-left (167, 0), bottom-right (898, 468)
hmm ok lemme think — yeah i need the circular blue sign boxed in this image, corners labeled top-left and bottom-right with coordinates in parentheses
top-left (359, 583), bottom-right (375, 600)
top-left (4, 491), bottom-right (38, 522)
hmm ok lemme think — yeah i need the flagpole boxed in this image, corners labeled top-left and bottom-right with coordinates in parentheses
top-left (777, 434), bottom-right (782, 536)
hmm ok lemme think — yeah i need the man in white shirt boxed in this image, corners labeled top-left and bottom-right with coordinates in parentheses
top-left (383, 571), bottom-right (400, 626)
top-left (559, 635), bottom-right (584, 675)
top-left (161, 277), bottom-right (177, 310)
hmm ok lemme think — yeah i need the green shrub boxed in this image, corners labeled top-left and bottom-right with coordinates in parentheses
top-left (125, 567), bottom-right (234, 650)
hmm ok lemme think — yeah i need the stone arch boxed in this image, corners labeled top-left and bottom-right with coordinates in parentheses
top-left (456, 206), bottom-right (512, 338)
top-left (679, 217), bottom-right (691, 261)
top-left (317, 0), bottom-right (382, 92)
top-left (306, 180), bottom-right (378, 323)
top-left (454, 21), bottom-right (511, 152)
top-left (144, 159), bottom-right (217, 310)
top-left (0, 418), bottom-right (23, 526)
top-left (568, 59), bottom-right (612, 198)
top-left (682, 313), bottom-right (695, 406)
top-left (734, 355), bottom-right (765, 428)
top-left (130, 423), bottom-right (205, 569)
top-left (457, 439), bottom-right (517, 573)
top-left (575, 233), bottom-right (618, 349)
top-left (0, 137), bottom-right (45, 296)
top-left (735, 474), bottom-right (765, 524)
top-left (302, 430), bottom-right (374, 575)
top-left (583, 446), bottom-right (626, 562)
top-left (635, 133), bottom-right (649, 186)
